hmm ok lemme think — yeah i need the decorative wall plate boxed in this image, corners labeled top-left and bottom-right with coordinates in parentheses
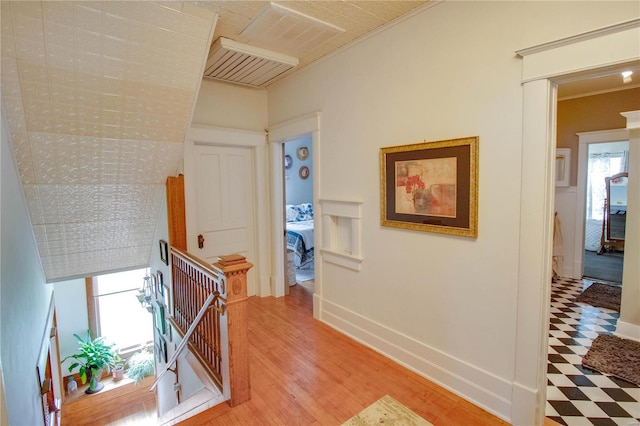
top-left (299, 166), bottom-right (310, 179)
top-left (296, 146), bottom-right (309, 161)
top-left (284, 154), bottom-right (293, 169)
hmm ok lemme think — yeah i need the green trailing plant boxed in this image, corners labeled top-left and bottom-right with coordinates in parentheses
top-left (62, 330), bottom-right (115, 390)
top-left (127, 349), bottom-right (155, 384)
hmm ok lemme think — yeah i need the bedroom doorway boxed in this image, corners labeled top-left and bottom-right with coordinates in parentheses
top-left (283, 134), bottom-right (315, 292)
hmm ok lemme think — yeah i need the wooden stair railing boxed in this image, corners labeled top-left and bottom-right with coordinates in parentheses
top-left (161, 247), bottom-right (253, 407)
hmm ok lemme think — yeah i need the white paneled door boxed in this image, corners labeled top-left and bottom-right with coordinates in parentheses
top-left (192, 144), bottom-right (256, 294)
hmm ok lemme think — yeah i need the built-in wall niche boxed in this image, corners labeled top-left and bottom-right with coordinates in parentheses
top-left (320, 199), bottom-right (363, 271)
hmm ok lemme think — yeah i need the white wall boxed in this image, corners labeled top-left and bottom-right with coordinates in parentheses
top-left (192, 79), bottom-right (268, 131)
top-left (149, 193), bottom-right (174, 417)
top-left (1, 110), bottom-right (52, 425)
top-left (53, 279), bottom-right (89, 374)
top-left (267, 1), bottom-right (640, 422)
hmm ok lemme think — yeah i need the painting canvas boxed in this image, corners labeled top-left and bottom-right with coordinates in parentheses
top-left (395, 157), bottom-right (457, 217)
top-left (381, 136), bottom-right (478, 237)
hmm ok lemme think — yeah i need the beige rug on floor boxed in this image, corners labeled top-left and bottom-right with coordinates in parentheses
top-left (342, 395), bottom-right (433, 426)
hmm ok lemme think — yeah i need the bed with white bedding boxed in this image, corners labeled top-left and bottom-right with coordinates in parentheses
top-left (285, 204), bottom-right (314, 268)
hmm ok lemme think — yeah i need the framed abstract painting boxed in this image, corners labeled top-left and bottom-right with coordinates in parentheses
top-left (380, 136), bottom-right (478, 238)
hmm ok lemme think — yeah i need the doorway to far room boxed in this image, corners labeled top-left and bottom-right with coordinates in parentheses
top-left (283, 135), bottom-right (315, 290)
top-left (583, 141), bottom-right (628, 284)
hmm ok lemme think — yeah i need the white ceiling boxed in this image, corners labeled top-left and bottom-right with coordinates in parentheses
top-left (2, 1), bottom-right (634, 282)
top-left (557, 62), bottom-right (640, 99)
top-left (197, 1), bottom-right (431, 86)
top-left (1, 1), bottom-right (430, 282)
top-left (1, 1), bottom-right (217, 281)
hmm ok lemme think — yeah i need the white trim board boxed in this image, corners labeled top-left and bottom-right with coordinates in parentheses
top-left (268, 112), bottom-right (321, 314)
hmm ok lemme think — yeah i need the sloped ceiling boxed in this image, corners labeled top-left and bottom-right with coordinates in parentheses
top-left (2, 1), bottom-right (628, 283)
top-left (1, 1), bottom-right (432, 282)
top-left (1, 1), bottom-right (217, 281)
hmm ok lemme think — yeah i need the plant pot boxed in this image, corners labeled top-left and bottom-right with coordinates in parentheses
top-left (112, 366), bottom-right (124, 382)
top-left (85, 367), bottom-right (104, 394)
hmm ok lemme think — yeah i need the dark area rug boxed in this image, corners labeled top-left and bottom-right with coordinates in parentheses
top-left (582, 334), bottom-right (640, 386)
top-left (583, 249), bottom-right (623, 283)
top-left (575, 282), bottom-right (621, 312)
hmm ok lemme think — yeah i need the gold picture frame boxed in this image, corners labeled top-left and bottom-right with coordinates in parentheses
top-left (380, 136), bottom-right (478, 237)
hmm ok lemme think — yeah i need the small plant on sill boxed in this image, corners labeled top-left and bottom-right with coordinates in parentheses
top-left (110, 351), bottom-right (127, 382)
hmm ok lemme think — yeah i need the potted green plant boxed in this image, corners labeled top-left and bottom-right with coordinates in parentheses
top-left (62, 330), bottom-right (115, 394)
top-left (126, 349), bottom-right (155, 384)
top-left (110, 351), bottom-right (126, 382)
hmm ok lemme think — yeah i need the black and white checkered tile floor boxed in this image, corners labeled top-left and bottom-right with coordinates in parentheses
top-left (546, 277), bottom-right (640, 425)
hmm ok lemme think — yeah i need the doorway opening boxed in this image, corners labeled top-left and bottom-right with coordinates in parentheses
top-left (545, 77), bottom-right (637, 424)
top-left (268, 112), bottom-right (320, 305)
top-left (583, 141), bottom-right (628, 283)
top-left (283, 134), bottom-right (315, 293)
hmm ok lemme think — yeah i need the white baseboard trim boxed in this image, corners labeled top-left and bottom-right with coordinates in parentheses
top-left (572, 260), bottom-right (583, 280)
top-left (313, 293), bottom-right (321, 320)
top-left (510, 382), bottom-right (539, 426)
top-left (615, 320), bottom-right (640, 342)
top-left (259, 276), bottom-right (271, 297)
top-left (319, 299), bottom-right (513, 423)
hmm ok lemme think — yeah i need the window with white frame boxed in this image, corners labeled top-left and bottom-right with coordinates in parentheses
top-left (90, 268), bottom-right (153, 353)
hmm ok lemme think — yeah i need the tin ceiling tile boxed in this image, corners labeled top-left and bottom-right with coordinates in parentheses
top-left (2, 1), bottom-right (216, 281)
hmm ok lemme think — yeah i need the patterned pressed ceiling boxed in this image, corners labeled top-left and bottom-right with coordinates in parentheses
top-left (196, 1), bottom-right (430, 83)
top-left (1, 1), bottom-right (428, 282)
top-left (1, 1), bottom-right (217, 281)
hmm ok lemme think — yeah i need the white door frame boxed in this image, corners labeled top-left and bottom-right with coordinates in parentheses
top-left (268, 113), bottom-right (321, 313)
top-left (184, 125), bottom-right (270, 297)
top-left (513, 19), bottom-right (639, 426)
top-left (574, 129), bottom-right (630, 278)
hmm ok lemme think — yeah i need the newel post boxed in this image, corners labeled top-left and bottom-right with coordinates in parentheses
top-left (213, 254), bottom-right (253, 407)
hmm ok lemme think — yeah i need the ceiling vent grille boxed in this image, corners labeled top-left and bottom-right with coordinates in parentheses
top-left (239, 2), bottom-right (345, 57)
top-left (204, 37), bottom-right (299, 87)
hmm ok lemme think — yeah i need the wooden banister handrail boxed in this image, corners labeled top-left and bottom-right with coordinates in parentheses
top-left (162, 247), bottom-right (253, 408)
top-left (171, 247), bottom-right (221, 281)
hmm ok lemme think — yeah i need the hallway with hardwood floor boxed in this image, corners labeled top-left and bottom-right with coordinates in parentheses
top-left (60, 280), bottom-right (563, 425)
top-left (180, 283), bottom-right (510, 426)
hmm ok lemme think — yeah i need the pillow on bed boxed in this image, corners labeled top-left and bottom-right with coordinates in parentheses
top-left (297, 203), bottom-right (313, 220)
top-left (286, 203), bottom-right (313, 222)
top-left (286, 205), bottom-right (298, 222)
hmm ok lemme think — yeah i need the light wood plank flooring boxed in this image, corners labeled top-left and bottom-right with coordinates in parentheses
top-left (61, 375), bottom-right (156, 425)
top-left (180, 282), bottom-right (511, 425)
top-left (62, 282), bottom-right (561, 425)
